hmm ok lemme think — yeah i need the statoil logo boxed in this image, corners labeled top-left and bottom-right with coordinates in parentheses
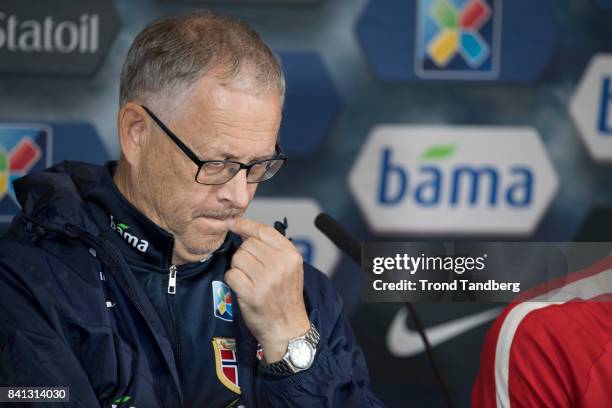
top-left (349, 126), bottom-right (558, 236)
top-left (0, 13), bottom-right (99, 53)
top-left (0, 0), bottom-right (120, 75)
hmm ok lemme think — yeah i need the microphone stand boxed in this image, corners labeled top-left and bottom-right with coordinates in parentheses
top-left (314, 213), bottom-right (455, 408)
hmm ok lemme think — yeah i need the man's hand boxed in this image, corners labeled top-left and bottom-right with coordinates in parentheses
top-left (225, 217), bottom-right (310, 364)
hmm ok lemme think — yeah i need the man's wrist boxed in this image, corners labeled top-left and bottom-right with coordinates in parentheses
top-left (262, 322), bottom-right (320, 375)
top-left (261, 339), bottom-right (290, 364)
top-left (261, 319), bottom-right (310, 364)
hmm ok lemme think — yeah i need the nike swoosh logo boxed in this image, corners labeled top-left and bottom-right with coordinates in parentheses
top-left (387, 306), bottom-right (502, 357)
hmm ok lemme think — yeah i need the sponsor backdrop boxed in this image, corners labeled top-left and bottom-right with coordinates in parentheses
top-left (1, 0), bottom-right (612, 407)
top-left (0, 0), bottom-right (120, 75)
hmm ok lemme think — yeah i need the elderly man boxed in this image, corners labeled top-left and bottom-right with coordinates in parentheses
top-left (0, 12), bottom-right (382, 408)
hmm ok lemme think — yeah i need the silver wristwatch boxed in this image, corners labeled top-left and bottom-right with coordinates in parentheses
top-left (265, 322), bottom-right (320, 374)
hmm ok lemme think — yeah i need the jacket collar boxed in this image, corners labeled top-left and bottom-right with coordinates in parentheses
top-left (12, 160), bottom-right (240, 269)
top-left (13, 160), bottom-right (103, 235)
top-left (84, 161), bottom-right (177, 268)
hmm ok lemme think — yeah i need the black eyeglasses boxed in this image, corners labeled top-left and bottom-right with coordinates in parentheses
top-left (141, 106), bottom-right (287, 185)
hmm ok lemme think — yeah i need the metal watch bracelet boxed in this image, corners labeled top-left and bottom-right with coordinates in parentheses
top-left (265, 322), bottom-right (320, 375)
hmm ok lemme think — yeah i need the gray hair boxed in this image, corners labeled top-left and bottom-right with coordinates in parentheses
top-left (119, 10), bottom-right (286, 118)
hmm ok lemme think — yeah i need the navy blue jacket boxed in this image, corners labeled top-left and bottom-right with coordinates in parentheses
top-left (0, 161), bottom-right (383, 408)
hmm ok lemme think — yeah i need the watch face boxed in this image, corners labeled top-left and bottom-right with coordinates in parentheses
top-left (288, 339), bottom-right (314, 369)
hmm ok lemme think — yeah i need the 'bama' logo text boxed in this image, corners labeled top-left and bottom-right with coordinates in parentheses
top-left (378, 146), bottom-right (533, 207)
top-left (109, 215), bottom-right (149, 253)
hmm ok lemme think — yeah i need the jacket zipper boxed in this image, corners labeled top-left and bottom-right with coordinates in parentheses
top-left (166, 264), bottom-right (182, 385)
top-left (62, 224), bottom-right (184, 407)
top-left (167, 265), bottom-right (177, 294)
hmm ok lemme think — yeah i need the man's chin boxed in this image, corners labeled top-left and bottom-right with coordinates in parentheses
top-left (181, 231), bottom-right (227, 260)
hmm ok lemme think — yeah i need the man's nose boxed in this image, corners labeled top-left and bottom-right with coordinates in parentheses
top-left (218, 169), bottom-right (251, 209)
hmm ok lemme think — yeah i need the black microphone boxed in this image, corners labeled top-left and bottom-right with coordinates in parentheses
top-left (314, 212), bottom-right (455, 408)
top-left (314, 213), bottom-right (361, 264)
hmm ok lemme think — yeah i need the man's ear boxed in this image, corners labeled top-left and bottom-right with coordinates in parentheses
top-left (117, 103), bottom-right (151, 168)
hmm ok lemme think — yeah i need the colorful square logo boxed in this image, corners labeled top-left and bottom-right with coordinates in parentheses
top-left (415, 0), bottom-right (501, 79)
top-left (212, 280), bottom-right (233, 322)
top-left (0, 124), bottom-right (52, 221)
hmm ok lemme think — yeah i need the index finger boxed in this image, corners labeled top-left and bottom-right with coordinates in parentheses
top-left (229, 217), bottom-right (286, 247)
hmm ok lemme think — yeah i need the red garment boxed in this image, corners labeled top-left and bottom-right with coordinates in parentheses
top-left (473, 257), bottom-right (612, 407)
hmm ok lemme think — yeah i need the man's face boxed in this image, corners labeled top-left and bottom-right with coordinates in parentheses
top-left (136, 73), bottom-right (282, 264)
